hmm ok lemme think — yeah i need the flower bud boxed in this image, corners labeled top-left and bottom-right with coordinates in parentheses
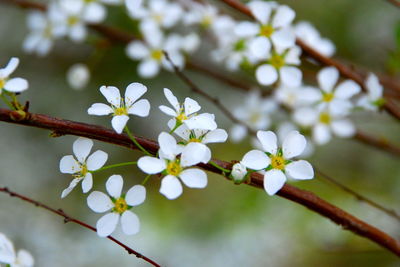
top-left (67, 63), bottom-right (90, 90)
top-left (231, 162), bottom-right (247, 184)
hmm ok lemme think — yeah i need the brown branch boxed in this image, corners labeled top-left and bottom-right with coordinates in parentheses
top-left (315, 169), bottom-right (400, 222)
top-left (0, 186), bottom-right (161, 267)
top-left (1, 108), bottom-right (400, 256)
top-left (387, 0), bottom-right (400, 7)
top-left (218, 0), bottom-right (400, 120)
top-left (355, 131), bottom-right (400, 157)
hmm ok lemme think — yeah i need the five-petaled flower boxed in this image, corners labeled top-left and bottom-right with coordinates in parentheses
top-left (88, 82), bottom-right (151, 134)
top-left (241, 130), bottom-right (314, 195)
top-left (138, 132), bottom-right (208, 199)
top-left (87, 175), bottom-right (146, 237)
top-left (0, 58), bottom-right (28, 95)
top-left (0, 233), bottom-right (34, 267)
top-left (59, 137), bottom-right (108, 198)
top-left (159, 88), bottom-right (217, 131)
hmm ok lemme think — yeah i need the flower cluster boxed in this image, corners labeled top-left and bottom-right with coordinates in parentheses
top-left (0, 233), bottom-right (34, 267)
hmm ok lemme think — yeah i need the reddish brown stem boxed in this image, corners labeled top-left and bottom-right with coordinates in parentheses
top-left (0, 186), bottom-right (161, 267)
top-left (1, 108), bottom-right (400, 256)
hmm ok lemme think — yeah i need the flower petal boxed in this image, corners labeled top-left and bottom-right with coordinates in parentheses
top-left (159, 105), bottom-right (178, 116)
top-left (87, 191), bottom-right (113, 213)
top-left (1, 57), bottom-right (19, 77)
top-left (73, 137), bottom-right (93, 163)
top-left (125, 82), bottom-right (147, 107)
top-left (184, 97), bottom-right (201, 116)
top-left (106, 175), bottom-right (123, 198)
top-left (87, 103), bottom-right (113, 116)
top-left (138, 59), bottom-right (159, 78)
top-left (100, 85), bottom-right (121, 107)
top-left (202, 129), bottom-right (228, 144)
top-left (256, 64), bottom-right (278, 86)
top-left (248, 1), bottom-right (272, 24)
top-left (280, 66), bottom-right (302, 87)
top-left (263, 169), bottom-right (286, 195)
top-left (61, 178), bottom-right (82, 198)
top-left (4, 78), bottom-right (28, 93)
top-left (160, 175), bottom-right (183, 200)
top-left (81, 173), bottom-right (93, 193)
top-left (0, 233), bottom-right (15, 264)
top-left (230, 124), bottom-right (247, 143)
top-left (282, 130), bottom-right (306, 159)
top-left (335, 80), bottom-right (361, 99)
top-left (111, 115), bottom-right (129, 134)
top-left (257, 130), bottom-right (278, 154)
top-left (331, 119), bottom-right (355, 138)
top-left (241, 150), bottom-right (270, 170)
top-left (286, 160), bottom-right (314, 180)
top-left (125, 185), bottom-right (146, 206)
top-left (184, 113), bottom-right (217, 130)
top-left (179, 168), bottom-right (207, 188)
top-left (128, 99), bottom-right (150, 117)
top-left (163, 88), bottom-right (180, 111)
top-left (158, 132), bottom-right (178, 160)
top-left (317, 67), bottom-right (338, 93)
top-left (313, 123), bottom-right (331, 145)
top-left (17, 249), bottom-right (34, 266)
top-left (138, 156), bottom-right (166, 174)
top-left (249, 36), bottom-right (271, 60)
top-left (181, 143), bottom-right (210, 167)
top-left (86, 150), bottom-right (108, 171)
top-left (272, 5), bottom-right (295, 28)
top-left (121, 210), bottom-right (140, 235)
top-left (96, 212), bottom-right (119, 237)
top-left (59, 155), bottom-right (80, 174)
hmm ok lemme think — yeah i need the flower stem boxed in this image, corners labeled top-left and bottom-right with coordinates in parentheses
top-left (169, 121), bottom-right (182, 134)
top-left (124, 126), bottom-right (152, 156)
top-left (0, 94), bottom-right (14, 110)
top-left (210, 161), bottom-right (231, 174)
top-left (141, 174), bottom-right (152, 185)
top-left (90, 161), bottom-right (137, 173)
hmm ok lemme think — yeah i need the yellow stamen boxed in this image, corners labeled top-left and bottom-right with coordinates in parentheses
top-left (270, 155), bottom-right (286, 170)
top-left (260, 24), bottom-right (274, 37)
top-left (322, 93), bottom-right (334, 102)
top-left (189, 137), bottom-right (201, 143)
top-left (249, 112), bottom-right (261, 124)
top-left (270, 54), bottom-right (285, 69)
top-left (151, 50), bottom-right (163, 61)
top-left (113, 198), bottom-right (128, 214)
top-left (67, 16), bottom-right (79, 26)
top-left (201, 15), bottom-right (213, 27)
top-left (319, 112), bottom-right (331, 124)
top-left (166, 161), bottom-right (182, 176)
top-left (176, 112), bottom-right (188, 123)
top-left (114, 107), bottom-right (127, 116)
top-left (0, 79), bottom-right (5, 88)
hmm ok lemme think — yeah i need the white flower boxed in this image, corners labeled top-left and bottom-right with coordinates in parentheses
top-left (138, 132), bottom-right (208, 199)
top-left (66, 63), bottom-right (90, 90)
top-left (0, 233), bottom-right (34, 267)
top-left (59, 137), bottom-right (108, 198)
top-left (87, 175), bottom-right (146, 237)
top-left (231, 162), bottom-right (247, 184)
top-left (230, 91), bottom-right (277, 142)
top-left (235, 1), bottom-right (296, 50)
top-left (357, 73), bottom-right (384, 111)
top-left (159, 88), bottom-right (217, 131)
top-left (276, 122), bottom-right (314, 158)
top-left (255, 46), bottom-right (302, 87)
top-left (23, 8), bottom-right (66, 56)
top-left (169, 121), bottom-right (228, 163)
top-left (294, 21), bottom-right (335, 57)
top-left (274, 84), bottom-right (320, 108)
top-left (126, 24), bottom-right (184, 78)
top-left (87, 83), bottom-right (150, 133)
top-left (0, 58), bottom-right (28, 95)
top-left (241, 130), bottom-right (314, 195)
top-left (315, 67), bottom-right (361, 116)
top-left (293, 106), bottom-right (356, 145)
top-left (127, 0), bottom-right (182, 29)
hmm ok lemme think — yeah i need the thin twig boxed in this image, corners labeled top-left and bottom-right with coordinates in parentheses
top-left (1, 109), bottom-right (400, 256)
top-left (163, 51), bottom-right (257, 135)
top-left (355, 130), bottom-right (400, 157)
top-left (387, 0), bottom-right (400, 7)
top-left (315, 169), bottom-right (400, 222)
top-left (0, 186), bottom-right (161, 267)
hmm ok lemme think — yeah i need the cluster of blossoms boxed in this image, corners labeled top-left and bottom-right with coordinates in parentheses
top-left (0, 233), bottom-right (34, 267)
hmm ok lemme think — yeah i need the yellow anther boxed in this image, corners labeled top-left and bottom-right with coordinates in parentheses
top-left (151, 50), bottom-right (163, 61)
top-left (260, 24), bottom-right (274, 37)
top-left (270, 54), bottom-right (285, 69)
top-left (166, 161), bottom-right (182, 176)
top-left (319, 112), bottom-right (331, 124)
top-left (322, 93), bottom-right (334, 102)
top-left (270, 155), bottom-right (285, 170)
top-left (113, 198), bottom-right (128, 214)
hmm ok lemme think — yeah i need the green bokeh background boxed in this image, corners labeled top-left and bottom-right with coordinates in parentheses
top-left (0, 0), bottom-right (399, 266)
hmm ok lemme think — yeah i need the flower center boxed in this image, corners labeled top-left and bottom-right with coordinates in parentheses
top-left (189, 137), bottom-right (201, 143)
top-left (319, 112), bottom-right (331, 124)
top-left (114, 107), bottom-right (127, 116)
top-left (176, 111), bottom-right (188, 123)
top-left (152, 14), bottom-right (163, 23)
top-left (166, 161), bottom-right (182, 176)
top-left (151, 49), bottom-right (163, 61)
top-left (249, 112), bottom-right (261, 124)
top-left (0, 78), bottom-right (5, 88)
top-left (260, 24), bottom-right (274, 37)
top-left (201, 15), bottom-right (213, 27)
top-left (67, 16), bottom-right (79, 26)
top-left (322, 93), bottom-right (334, 102)
top-left (113, 197), bottom-right (128, 214)
top-left (43, 25), bottom-right (53, 38)
top-left (270, 155), bottom-right (285, 170)
top-left (270, 54), bottom-right (285, 69)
